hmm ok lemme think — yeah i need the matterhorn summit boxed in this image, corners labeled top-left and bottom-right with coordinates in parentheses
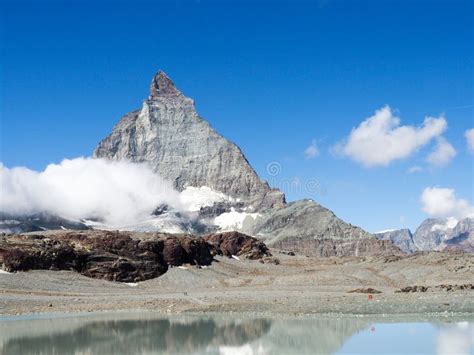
top-left (92, 70), bottom-right (399, 256)
top-left (94, 71), bottom-right (284, 210)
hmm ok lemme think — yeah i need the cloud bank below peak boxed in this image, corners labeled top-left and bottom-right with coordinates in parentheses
top-left (0, 158), bottom-right (184, 226)
top-left (333, 106), bottom-right (449, 167)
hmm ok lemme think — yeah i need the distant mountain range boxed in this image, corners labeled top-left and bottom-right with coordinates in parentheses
top-left (1, 70), bottom-right (471, 255)
top-left (375, 217), bottom-right (474, 253)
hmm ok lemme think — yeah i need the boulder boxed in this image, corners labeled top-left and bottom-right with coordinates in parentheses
top-left (347, 288), bottom-right (382, 294)
top-left (161, 235), bottom-right (213, 266)
top-left (203, 231), bottom-right (271, 259)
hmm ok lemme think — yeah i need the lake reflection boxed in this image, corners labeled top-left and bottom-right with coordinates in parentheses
top-left (0, 313), bottom-right (472, 354)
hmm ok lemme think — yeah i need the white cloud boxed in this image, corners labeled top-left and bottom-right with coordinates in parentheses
top-left (426, 137), bottom-right (456, 167)
top-left (465, 128), bottom-right (474, 153)
top-left (334, 106), bottom-right (447, 167)
top-left (408, 166), bottom-right (424, 174)
top-left (304, 140), bottom-right (319, 159)
top-left (421, 187), bottom-right (474, 219)
top-left (0, 158), bottom-right (184, 226)
top-left (437, 323), bottom-right (474, 355)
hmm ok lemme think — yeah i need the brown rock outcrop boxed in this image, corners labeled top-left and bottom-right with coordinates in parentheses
top-left (347, 288), bottom-right (382, 294)
top-left (203, 231), bottom-right (271, 260)
top-left (161, 235), bottom-right (213, 266)
top-left (0, 230), bottom-right (272, 282)
top-left (0, 231), bottom-right (170, 282)
top-left (0, 231), bottom-right (212, 282)
top-left (395, 284), bottom-right (474, 293)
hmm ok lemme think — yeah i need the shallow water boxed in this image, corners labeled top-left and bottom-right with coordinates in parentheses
top-left (0, 312), bottom-right (472, 354)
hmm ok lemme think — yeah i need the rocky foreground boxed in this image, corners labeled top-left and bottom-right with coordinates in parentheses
top-left (0, 231), bottom-right (473, 316)
top-left (0, 230), bottom-right (272, 282)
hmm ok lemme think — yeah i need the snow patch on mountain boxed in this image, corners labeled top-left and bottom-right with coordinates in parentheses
top-left (431, 217), bottom-right (459, 232)
top-left (376, 229), bottom-right (397, 234)
top-left (179, 186), bottom-right (235, 212)
top-left (214, 208), bottom-right (260, 231)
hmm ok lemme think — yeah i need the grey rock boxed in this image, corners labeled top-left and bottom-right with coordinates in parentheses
top-left (198, 201), bottom-right (240, 219)
top-left (413, 217), bottom-right (474, 252)
top-left (374, 229), bottom-right (417, 253)
top-left (239, 200), bottom-right (401, 257)
top-left (0, 212), bottom-right (90, 234)
top-left (413, 219), bottom-right (447, 251)
top-left (94, 71), bottom-right (284, 209)
top-left (244, 200), bottom-right (371, 244)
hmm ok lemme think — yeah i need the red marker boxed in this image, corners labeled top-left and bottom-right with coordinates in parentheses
top-left (368, 294), bottom-right (374, 300)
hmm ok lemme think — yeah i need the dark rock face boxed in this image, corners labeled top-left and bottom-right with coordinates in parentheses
top-left (203, 231), bottom-right (271, 259)
top-left (0, 232), bottom-right (204, 282)
top-left (347, 288), bottom-right (382, 294)
top-left (443, 233), bottom-right (474, 253)
top-left (395, 284), bottom-right (473, 293)
top-left (198, 201), bottom-right (242, 219)
top-left (161, 235), bottom-right (213, 266)
top-left (150, 70), bottom-right (185, 99)
top-left (396, 285), bottom-right (429, 293)
top-left (0, 231), bottom-right (170, 282)
top-left (0, 230), bottom-right (272, 282)
top-left (0, 212), bottom-right (90, 234)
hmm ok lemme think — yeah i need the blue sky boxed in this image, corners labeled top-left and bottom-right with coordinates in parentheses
top-left (1, 0), bottom-right (473, 232)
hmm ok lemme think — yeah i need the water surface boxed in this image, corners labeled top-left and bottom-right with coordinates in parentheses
top-left (0, 312), bottom-right (472, 354)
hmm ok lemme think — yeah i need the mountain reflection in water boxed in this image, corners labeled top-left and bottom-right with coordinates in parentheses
top-left (0, 315), bottom-right (270, 354)
top-left (0, 313), bottom-right (472, 354)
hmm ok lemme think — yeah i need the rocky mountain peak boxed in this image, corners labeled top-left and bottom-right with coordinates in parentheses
top-left (413, 217), bottom-right (474, 252)
top-left (94, 69), bottom-right (284, 208)
top-left (374, 228), bottom-right (416, 253)
top-left (149, 70), bottom-right (183, 99)
top-left (92, 69), bottom-right (392, 257)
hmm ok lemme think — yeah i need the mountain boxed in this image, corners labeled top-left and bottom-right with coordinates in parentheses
top-left (375, 217), bottom-right (474, 253)
top-left (92, 70), bottom-right (399, 257)
top-left (413, 217), bottom-right (474, 252)
top-left (93, 71), bottom-right (284, 210)
top-left (241, 200), bottom-right (400, 257)
top-left (374, 229), bottom-right (416, 253)
top-left (0, 70), bottom-right (399, 257)
top-left (0, 212), bottom-right (89, 234)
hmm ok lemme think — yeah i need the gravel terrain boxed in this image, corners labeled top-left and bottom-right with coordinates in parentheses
top-left (1, 250), bottom-right (473, 316)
